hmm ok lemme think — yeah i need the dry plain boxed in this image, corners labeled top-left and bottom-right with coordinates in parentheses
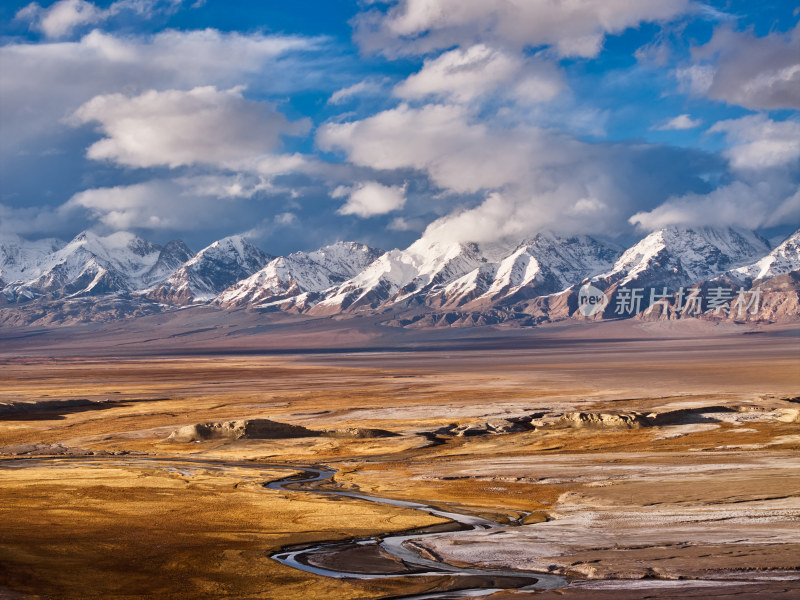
top-left (0, 319), bottom-right (799, 599)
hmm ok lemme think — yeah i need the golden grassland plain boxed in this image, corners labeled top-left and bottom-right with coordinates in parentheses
top-left (0, 327), bottom-right (799, 599)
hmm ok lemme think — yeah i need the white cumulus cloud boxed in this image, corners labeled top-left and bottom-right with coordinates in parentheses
top-left (16, 0), bottom-right (184, 39)
top-left (16, 0), bottom-right (105, 38)
top-left (655, 113), bottom-right (702, 130)
top-left (69, 85), bottom-right (310, 169)
top-left (684, 24), bottom-right (800, 110)
top-left (319, 103), bottom-right (689, 243)
top-left (354, 0), bottom-right (690, 58)
top-left (0, 29), bottom-right (320, 153)
top-left (63, 177), bottom-right (277, 230)
top-left (630, 181), bottom-right (800, 230)
top-left (333, 181), bottom-right (407, 217)
top-left (318, 103), bottom-right (536, 193)
top-left (394, 43), bottom-right (563, 104)
top-left (710, 115), bottom-right (800, 170)
top-left (65, 181), bottom-right (195, 230)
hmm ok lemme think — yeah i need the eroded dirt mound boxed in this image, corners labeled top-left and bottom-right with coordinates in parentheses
top-left (322, 427), bottom-right (399, 438)
top-left (433, 402), bottom-right (800, 437)
top-left (435, 417), bottom-right (534, 437)
top-left (166, 419), bottom-right (400, 442)
top-left (775, 408), bottom-right (800, 423)
top-left (0, 443), bottom-right (132, 456)
top-left (551, 412), bottom-right (650, 429)
top-left (167, 419), bottom-right (318, 442)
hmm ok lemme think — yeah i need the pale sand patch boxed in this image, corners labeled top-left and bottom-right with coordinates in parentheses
top-left (652, 423), bottom-right (720, 439)
top-left (405, 452), bottom-right (800, 579)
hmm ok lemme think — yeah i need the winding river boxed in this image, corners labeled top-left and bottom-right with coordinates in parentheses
top-left (0, 457), bottom-right (566, 599)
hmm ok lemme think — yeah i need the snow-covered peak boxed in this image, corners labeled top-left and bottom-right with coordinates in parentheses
top-left (217, 241), bottom-right (382, 307)
top-left (491, 233), bottom-right (619, 294)
top-left (315, 238), bottom-right (512, 311)
top-left (4, 231), bottom-right (165, 299)
top-left (142, 240), bottom-right (194, 287)
top-left (152, 235), bottom-right (272, 303)
top-left (0, 233), bottom-right (65, 285)
top-left (595, 226), bottom-right (771, 287)
top-left (67, 230), bottom-right (152, 254)
top-left (403, 238), bottom-right (512, 286)
top-left (57, 230), bottom-right (159, 261)
top-left (300, 241), bottom-right (383, 277)
top-left (185, 235), bottom-right (266, 269)
top-left (61, 231), bottom-right (162, 280)
top-left (431, 232), bottom-right (621, 308)
top-left (728, 228), bottom-right (800, 283)
top-left (1, 226), bottom-right (788, 324)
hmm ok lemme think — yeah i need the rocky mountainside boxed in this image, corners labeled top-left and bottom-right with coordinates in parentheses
top-left (309, 238), bottom-right (515, 315)
top-left (578, 228), bottom-right (800, 325)
top-left (148, 236), bottom-right (272, 305)
top-left (1, 231), bottom-right (168, 301)
top-left (591, 226), bottom-right (772, 290)
top-left (142, 240), bottom-right (195, 288)
top-left (217, 242), bottom-right (382, 308)
top-left (725, 229), bottom-right (800, 285)
top-left (1, 226), bottom-right (798, 327)
top-left (0, 233), bottom-right (65, 290)
top-left (429, 233), bottom-right (622, 310)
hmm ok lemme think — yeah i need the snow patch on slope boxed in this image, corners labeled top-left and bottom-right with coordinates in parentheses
top-left (728, 228), bottom-right (800, 283)
top-left (217, 241), bottom-right (382, 307)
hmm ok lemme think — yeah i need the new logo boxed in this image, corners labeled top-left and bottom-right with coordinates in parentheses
top-left (577, 283), bottom-right (608, 316)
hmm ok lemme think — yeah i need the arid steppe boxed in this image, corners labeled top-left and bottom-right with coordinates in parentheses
top-left (1, 320), bottom-right (799, 599)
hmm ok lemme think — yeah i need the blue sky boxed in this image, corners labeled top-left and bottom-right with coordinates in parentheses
top-left (1, 0), bottom-right (798, 254)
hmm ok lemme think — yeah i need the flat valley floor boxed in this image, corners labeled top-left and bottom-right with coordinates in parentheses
top-left (1, 320), bottom-right (799, 599)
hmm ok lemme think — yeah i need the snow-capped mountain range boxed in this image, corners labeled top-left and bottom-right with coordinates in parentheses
top-left (0, 233), bottom-right (65, 289)
top-left (2, 231), bottom-right (168, 301)
top-left (1, 226), bottom-right (798, 326)
top-left (429, 233), bottom-right (622, 310)
top-left (149, 236), bottom-right (271, 304)
top-left (726, 231), bottom-right (800, 285)
top-left (591, 226), bottom-right (772, 290)
top-left (218, 242), bottom-right (382, 309)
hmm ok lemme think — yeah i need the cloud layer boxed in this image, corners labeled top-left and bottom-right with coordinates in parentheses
top-left (17, 0), bottom-right (184, 39)
top-left (63, 176), bottom-right (286, 231)
top-left (394, 43), bottom-right (564, 104)
top-left (710, 115), bottom-right (800, 171)
top-left (70, 86), bottom-right (309, 169)
top-left (0, 28), bottom-right (320, 153)
top-left (681, 24), bottom-right (800, 110)
top-left (2, 0), bottom-right (798, 252)
top-left (355, 0), bottom-right (689, 58)
top-left (319, 102), bottom-right (716, 243)
top-left (630, 181), bottom-right (800, 230)
top-left (334, 181), bottom-right (407, 217)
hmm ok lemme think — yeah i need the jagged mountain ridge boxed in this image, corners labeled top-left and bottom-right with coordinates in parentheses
top-left (143, 240), bottom-right (196, 288)
top-left (1, 226), bottom-right (798, 327)
top-left (217, 242), bottom-right (383, 308)
top-left (309, 238), bottom-right (516, 315)
top-left (430, 233), bottom-right (622, 310)
top-left (148, 236), bottom-right (272, 304)
top-left (591, 226), bottom-right (772, 290)
top-left (0, 233), bottom-right (65, 289)
top-left (2, 231), bottom-right (169, 301)
top-left (725, 229), bottom-right (800, 285)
